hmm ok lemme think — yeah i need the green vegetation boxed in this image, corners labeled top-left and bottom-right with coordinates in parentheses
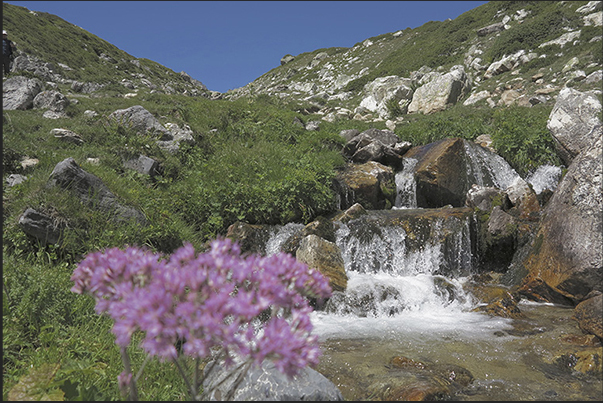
top-left (395, 103), bottom-right (562, 176)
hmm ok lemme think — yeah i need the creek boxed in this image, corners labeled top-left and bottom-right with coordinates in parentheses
top-left (262, 154), bottom-right (601, 400)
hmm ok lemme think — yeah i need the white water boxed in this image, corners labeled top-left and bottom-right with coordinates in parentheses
top-left (265, 215), bottom-right (513, 341)
top-left (463, 140), bottom-right (522, 189)
top-left (265, 141), bottom-right (524, 340)
top-left (526, 164), bottom-right (563, 194)
top-left (393, 157), bottom-right (418, 209)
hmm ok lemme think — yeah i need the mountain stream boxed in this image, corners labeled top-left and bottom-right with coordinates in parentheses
top-left (263, 155), bottom-right (601, 401)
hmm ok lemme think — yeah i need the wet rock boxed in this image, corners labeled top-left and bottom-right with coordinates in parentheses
top-left (279, 216), bottom-right (336, 255)
top-left (324, 282), bottom-right (403, 317)
top-left (465, 184), bottom-right (511, 212)
top-left (518, 276), bottom-right (576, 305)
top-left (520, 132), bottom-right (602, 303)
top-left (333, 161), bottom-right (396, 210)
top-left (554, 348), bottom-right (603, 376)
top-left (225, 221), bottom-right (271, 255)
top-left (560, 333), bottom-right (602, 347)
top-left (376, 356), bottom-right (474, 400)
top-left (331, 202), bottom-right (368, 224)
top-left (472, 294), bottom-right (524, 318)
top-left (573, 293), bottom-right (603, 340)
top-left (296, 234), bottom-right (347, 292)
top-left (405, 137), bottom-right (469, 208)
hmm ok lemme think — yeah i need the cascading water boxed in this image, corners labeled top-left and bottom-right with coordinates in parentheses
top-left (260, 144), bottom-right (599, 400)
top-left (526, 164), bottom-right (563, 194)
top-left (393, 157), bottom-right (418, 209)
top-left (265, 210), bottom-right (510, 339)
top-left (463, 140), bottom-right (522, 190)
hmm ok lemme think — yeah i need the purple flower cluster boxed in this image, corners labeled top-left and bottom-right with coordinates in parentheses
top-left (71, 238), bottom-right (332, 378)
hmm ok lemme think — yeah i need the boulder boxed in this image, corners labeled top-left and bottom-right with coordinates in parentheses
top-left (331, 202), bottom-right (368, 224)
top-left (280, 54), bottom-right (295, 65)
top-left (333, 161), bottom-right (396, 210)
top-left (5, 174), bottom-right (28, 187)
top-left (202, 359), bottom-right (343, 401)
top-left (546, 88), bottom-right (602, 165)
top-left (405, 138), bottom-right (521, 208)
top-left (123, 155), bottom-right (160, 177)
top-left (226, 221), bottom-right (271, 256)
top-left (407, 65), bottom-right (471, 114)
top-left (573, 293), bottom-right (603, 340)
top-left (279, 216), bottom-right (336, 256)
top-left (465, 184), bottom-right (511, 212)
top-left (296, 234), bottom-right (347, 292)
top-left (2, 76), bottom-right (43, 110)
top-left (473, 205), bottom-right (518, 273)
top-left (158, 122), bottom-right (195, 153)
top-left (33, 90), bottom-right (70, 112)
top-left (11, 54), bottom-right (55, 80)
top-left (519, 132), bottom-right (602, 303)
top-left (476, 22), bottom-right (506, 36)
top-left (48, 157), bottom-right (147, 225)
top-left (404, 138), bottom-right (468, 208)
top-left (108, 105), bottom-right (171, 139)
top-left (343, 128), bottom-right (406, 170)
top-left (18, 208), bottom-right (64, 245)
top-left (505, 177), bottom-right (541, 221)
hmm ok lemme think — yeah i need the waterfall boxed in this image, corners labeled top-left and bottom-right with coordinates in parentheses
top-left (393, 157), bottom-right (418, 209)
top-left (262, 210), bottom-right (508, 339)
top-left (463, 140), bottom-right (521, 189)
top-left (265, 222), bottom-right (304, 255)
top-left (526, 164), bottom-right (562, 194)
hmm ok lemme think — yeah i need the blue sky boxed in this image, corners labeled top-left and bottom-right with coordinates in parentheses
top-left (5, 1), bottom-right (488, 92)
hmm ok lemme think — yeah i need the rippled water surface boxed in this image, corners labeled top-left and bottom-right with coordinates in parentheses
top-left (311, 301), bottom-right (602, 401)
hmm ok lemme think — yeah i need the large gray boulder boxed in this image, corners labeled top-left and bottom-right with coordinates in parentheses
top-left (108, 105), bottom-right (171, 139)
top-left (11, 53), bottom-right (55, 80)
top-left (48, 157), bottom-right (147, 225)
top-left (520, 128), bottom-right (602, 303)
top-left (546, 87), bottom-right (602, 165)
top-left (2, 76), bottom-right (43, 110)
top-left (203, 359), bottom-right (343, 401)
top-left (33, 90), bottom-right (70, 112)
top-left (342, 128), bottom-right (409, 170)
top-left (407, 65), bottom-right (471, 114)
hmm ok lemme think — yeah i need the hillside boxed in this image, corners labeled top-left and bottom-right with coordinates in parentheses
top-left (2, 2), bottom-right (210, 96)
top-left (227, 1), bottom-right (602, 114)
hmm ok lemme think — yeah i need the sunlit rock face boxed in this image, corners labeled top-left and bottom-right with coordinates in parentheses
top-left (520, 131), bottom-right (602, 304)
